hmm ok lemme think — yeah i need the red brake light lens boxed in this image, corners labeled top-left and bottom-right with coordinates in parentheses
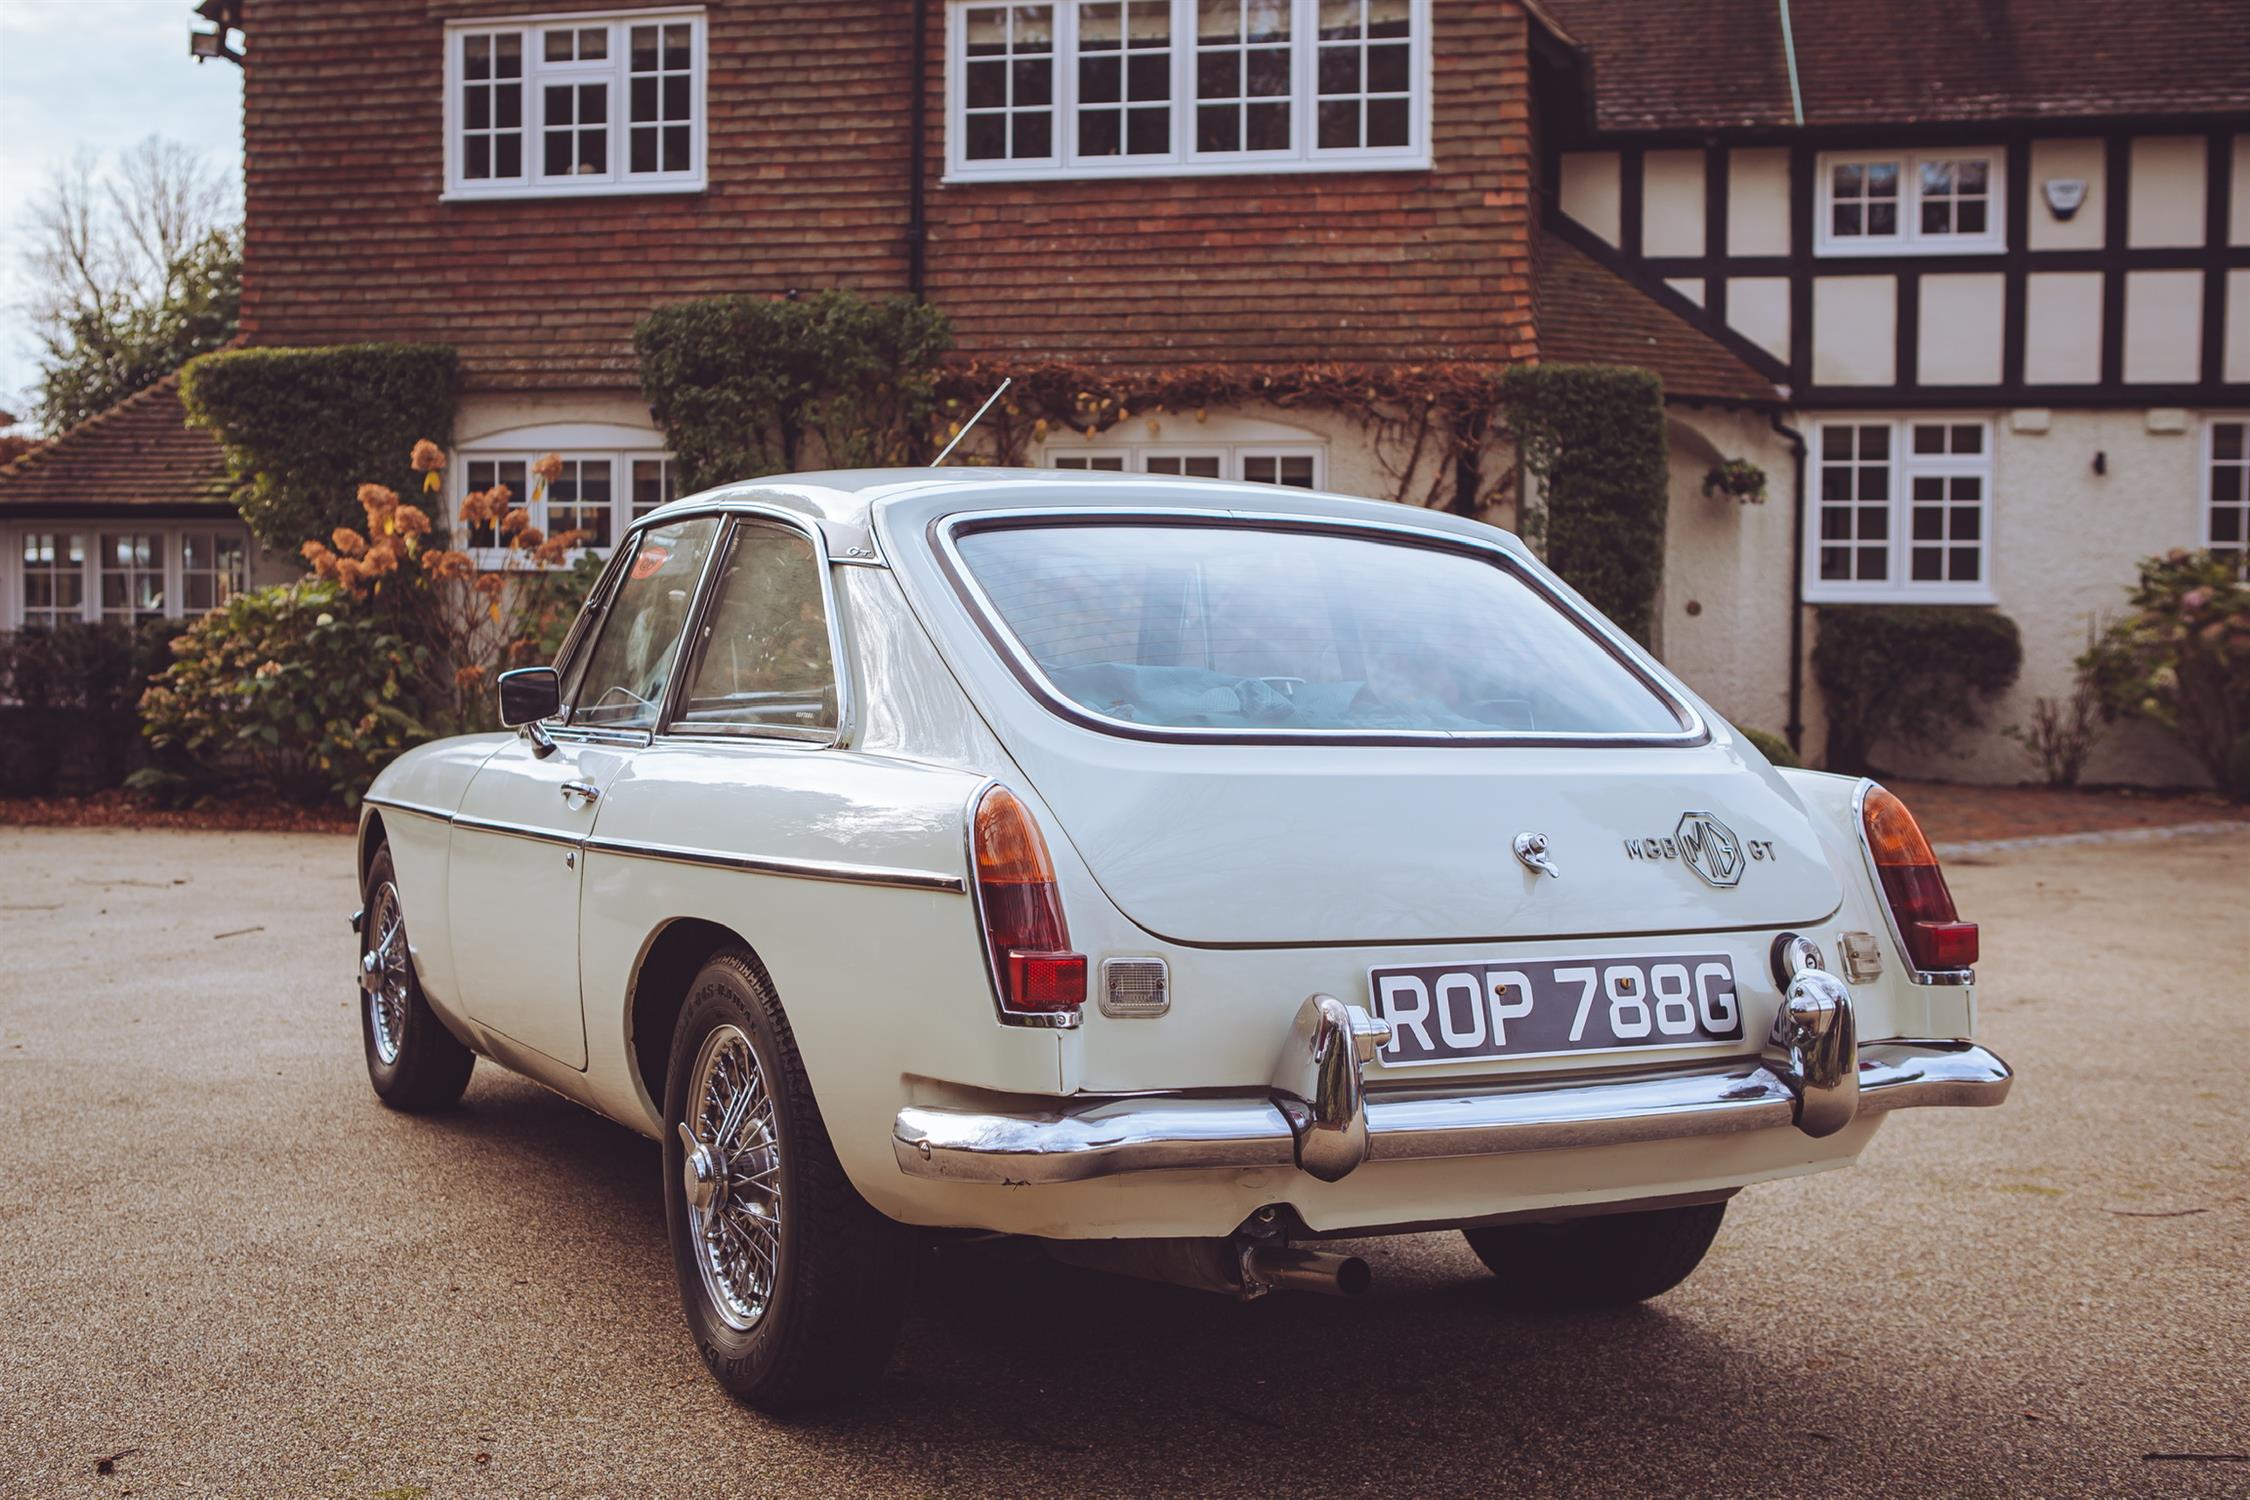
top-left (972, 786), bottom-right (1085, 1016)
top-left (1860, 784), bottom-right (1978, 972)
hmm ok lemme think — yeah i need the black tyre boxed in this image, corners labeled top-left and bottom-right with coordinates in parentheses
top-left (359, 845), bottom-right (475, 1112)
top-left (1463, 1200), bottom-right (1727, 1309)
top-left (662, 949), bottom-right (915, 1415)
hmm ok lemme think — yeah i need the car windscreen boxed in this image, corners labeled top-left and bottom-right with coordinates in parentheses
top-left (950, 522), bottom-right (1689, 737)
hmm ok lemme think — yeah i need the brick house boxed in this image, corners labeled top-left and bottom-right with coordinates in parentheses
top-left (6, 0), bottom-right (2244, 780)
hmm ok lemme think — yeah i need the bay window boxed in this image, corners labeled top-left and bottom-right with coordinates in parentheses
top-left (453, 427), bottom-right (677, 565)
top-left (1808, 418), bottom-right (1995, 603)
top-left (1047, 441), bottom-right (1322, 486)
top-left (950, 0), bottom-right (1428, 180)
top-left (446, 10), bottom-right (705, 200)
top-left (5, 525), bottom-right (250, 630)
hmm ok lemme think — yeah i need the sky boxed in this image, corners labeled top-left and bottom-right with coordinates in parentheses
top-left (0, 0), bottom-right (243, 429)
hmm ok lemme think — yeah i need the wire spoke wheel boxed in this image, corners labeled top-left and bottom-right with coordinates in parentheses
top-left (361, 880), bottom-right (412, 1066)
top-left (682, 1023), bottom-right (784, 1332)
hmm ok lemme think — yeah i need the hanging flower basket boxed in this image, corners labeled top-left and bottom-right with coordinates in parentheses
top-left (1703, 457), bottom-right (1768, 505)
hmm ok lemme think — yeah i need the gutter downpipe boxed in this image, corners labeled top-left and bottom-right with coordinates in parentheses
top-left (1778, 0), bottom-right (1806, 127)
top-left (1772, 412), bottom-right (1808, 755)
top-left (1774, 0), bottom-right (1805, 750)
top-left (907, 0), bottom-right (929, 300)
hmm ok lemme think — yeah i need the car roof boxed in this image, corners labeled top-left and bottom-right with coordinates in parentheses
top-left (636, 466), bottom-right (1522, 557)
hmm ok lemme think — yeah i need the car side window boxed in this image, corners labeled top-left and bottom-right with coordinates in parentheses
top-left (673, 522), bottom-right (838, 737)
top-left (564, 515), bottom-right (720, 731)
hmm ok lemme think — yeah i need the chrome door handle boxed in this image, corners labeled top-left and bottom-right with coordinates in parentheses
top-left (560, 780), bottom-right (601, 809)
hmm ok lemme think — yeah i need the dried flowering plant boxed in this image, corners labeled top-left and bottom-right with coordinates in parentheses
top-left (295, 438), bottom-right (602, 733)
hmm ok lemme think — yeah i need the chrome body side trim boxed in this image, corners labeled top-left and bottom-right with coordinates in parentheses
top-left (1852, 778), bottom-right (1976, 986)
top-left (362, 794), bottom-right (458, 824)
top-left (580, 835), bottom-right (966, 894)
top-left (450, 812), bottom-right (584, 849)
top-left (891, 1036), bottom-right (2014, 1186)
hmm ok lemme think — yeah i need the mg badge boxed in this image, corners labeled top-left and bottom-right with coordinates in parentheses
top-left (1675, 812), bottom-right (1744, 889)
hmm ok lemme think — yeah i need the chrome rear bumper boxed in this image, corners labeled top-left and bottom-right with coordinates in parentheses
top-left (892, 993), bottom-right (2011, 1186)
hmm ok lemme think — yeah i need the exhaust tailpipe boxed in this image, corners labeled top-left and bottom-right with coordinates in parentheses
top-left (1046, 1237), bottom-right (1370, 1299)
top-left (1244, 1243), bottom-right (1371, 1297)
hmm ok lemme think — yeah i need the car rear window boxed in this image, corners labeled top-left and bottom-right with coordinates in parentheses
top-left (951, 522), bottom-right (1689, 737)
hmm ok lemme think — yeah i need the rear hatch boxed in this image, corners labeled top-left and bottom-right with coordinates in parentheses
top-left (1015, 739), bottom-right (1838, 947)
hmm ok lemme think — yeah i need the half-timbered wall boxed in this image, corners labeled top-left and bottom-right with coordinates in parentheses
top-left (1553, 129), bottom-right (2250, 409)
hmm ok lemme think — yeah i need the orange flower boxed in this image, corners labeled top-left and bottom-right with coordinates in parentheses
top-left (531, 453), bottom-right (564, 483)
top-left (499, 507), bottom-right (530, 537)
top-left (410, 439), bottom-right (446, 473)
top-left (364, 541), bottom-right (399, 575)
top-left (458, 489), bottom-right (492, 527)
top-left (301, 540), bottom-right (339, 581)
top-left (421, 547), bottom-right (475, 581)
top-left (486, 482), bottom-right (514, 509)
top-left (473, 573), bottom-right (505, 597)
top-left (357, 484), bottom-right (400, 517)
top-left (512, 526), bottom-right (546, 551)
top-left (454, 663), bottom-right (487, 687)
top-left (332, 527), bottom-right (367, 558)
top-left (335, 556), bottom-right (368, 589)
top-left (392, 503), bottom-right (432, 537)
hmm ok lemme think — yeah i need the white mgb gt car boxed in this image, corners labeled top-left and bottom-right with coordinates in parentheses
top-left (354, 468), bottom-right (2011, 1412)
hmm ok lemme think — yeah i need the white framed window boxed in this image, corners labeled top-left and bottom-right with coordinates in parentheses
top-left (2207, 417), bottom-right (2249, 566)
top-left (1046, 440), bottom-right (1323, 487)
top-left (948, 0), bottom-right (1428, 182)
top-left (1816, 150), bottom-right (2003, 256)
top-left (1807, 417), bottom-right (1996, 603)
top-left (452, 423), bottom-right (677, 566)
top-left (3, 524), bottom-right (254, 630)
top-left (444, 9), bottom-right (706, 202)
top-left (100, 533), bottom-right (166, 624)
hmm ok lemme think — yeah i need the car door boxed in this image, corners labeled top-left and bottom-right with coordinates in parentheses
top-left (448, 515), bottom-right (722, 1068)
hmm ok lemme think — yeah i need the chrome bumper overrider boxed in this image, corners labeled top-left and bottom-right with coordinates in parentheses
top-left (892, 991), bottom-right (2012, 1186)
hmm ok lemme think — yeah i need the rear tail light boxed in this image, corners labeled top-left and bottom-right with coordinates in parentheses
top-left (971, 785), bottom-right (1086, 1020)
top-left (1860, 783), bottom-right (1978, 972)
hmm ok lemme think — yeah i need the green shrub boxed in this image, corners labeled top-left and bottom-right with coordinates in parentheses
top-left (2080, 550), bottom-right (2249, 793)
top-left (1813, 605), bottom-right (2023, 774)
top-left (0, 620), bottom-right (180, 795)
top-left (1501, 363), bottom-right (1670, 647)
top-left (1738, 726), bottom-right (1799, 767)
top-left (180, 344), bottom-right (461, 550)
top-left (140, 581), bottom-right (434, 806)
top-left (636, 289), bottom-right (952, 491)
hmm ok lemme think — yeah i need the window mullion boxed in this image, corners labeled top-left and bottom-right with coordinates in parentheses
top-left (1292, 0), bottom-right (1312, 162)
top-left (1058, 1), bottom-right (1079, 168)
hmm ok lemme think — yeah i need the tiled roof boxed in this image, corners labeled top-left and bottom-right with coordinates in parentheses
top-left (0, 373), bottom-right (234, 513)
top-left (1537, 231), bottom-right (1781, 404)
top-left (1538, 0), bottom-right (2250, 131)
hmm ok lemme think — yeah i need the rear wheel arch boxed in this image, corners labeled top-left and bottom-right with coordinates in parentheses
top-left (628, 918), bottom-right (772, 1117)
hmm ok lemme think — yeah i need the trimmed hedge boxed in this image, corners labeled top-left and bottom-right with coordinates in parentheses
top-left (636, 289), bottom-right (952, 492)
top-left (1501, 363), bottom-right (1670, 647)
top-left (0, 621), bottom-right (181, 795)
top-left (180, 343), bottom-right (461, 549)
top-left (1813, 605), bottom-right (2023, 774)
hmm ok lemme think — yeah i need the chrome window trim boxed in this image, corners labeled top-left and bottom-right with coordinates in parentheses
top-left (655, 512), bottom-right (853, 750)
top-left (1851, 778), bottom-right (1974, 987)
top-left (580, 835), bottom-right (965, 893)
top-left (929, 507), bottom-right (1709, 749)
top-left (962, 777), bottom-right (1081, 1031)
top-left (560, 512), bottom-right (725, 735)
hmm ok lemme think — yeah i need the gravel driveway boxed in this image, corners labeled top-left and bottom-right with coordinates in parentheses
top-left (1, 824), bottom-right (2244, 1498)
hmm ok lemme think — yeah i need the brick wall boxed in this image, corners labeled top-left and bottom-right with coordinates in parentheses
top-left (240, 0), bottom-right (1537, 388)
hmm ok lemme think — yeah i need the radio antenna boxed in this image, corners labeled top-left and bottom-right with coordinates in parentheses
top-left (932, 377), bottom-right (1012, 467)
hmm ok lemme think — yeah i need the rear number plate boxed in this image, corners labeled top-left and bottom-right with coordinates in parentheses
top-left (1368, 955), bottom-right (1744, 1067)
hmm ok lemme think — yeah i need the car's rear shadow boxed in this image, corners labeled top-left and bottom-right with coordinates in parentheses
top-left (407, 1066), bottom-right (1889, 1492)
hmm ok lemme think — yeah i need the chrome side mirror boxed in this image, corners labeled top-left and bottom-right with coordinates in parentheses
top-left (497, 667), bottom-right (562, 758)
